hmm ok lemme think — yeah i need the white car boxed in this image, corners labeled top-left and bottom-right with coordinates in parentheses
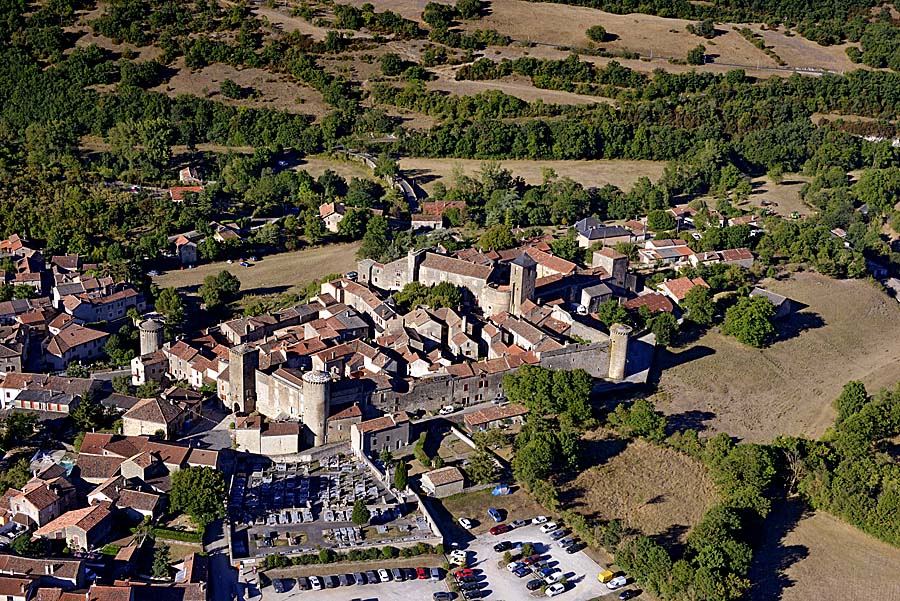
top-left (540, 522), bottom-right (558, 533)
top-left (458, 517), bottom-right (473, 529)
top-left (506, 561), bottom-right (523, 572)
top-left (606, 576), bottom-right (628, 590)
top-left (439, 405), bottom-right (456, 415)
top-left (378, 569), bottom-right (391, 582)
top-left (450, 550), bottom-right (467, 565)
top-left (546, 583), bottom-right (566, 597)
top-left (309, 576), bottom-right (322, 591)
top-left (532, 515), bottom-right (549, 524)
top-left (543, 570), bottom-right (563, 585)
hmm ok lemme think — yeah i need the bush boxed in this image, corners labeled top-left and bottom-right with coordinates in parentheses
top-left (586, 25), bottom-right (607, 43)
top-left (687, 44), bottom-right (706, 65)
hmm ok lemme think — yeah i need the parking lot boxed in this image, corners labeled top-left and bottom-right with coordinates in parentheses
top-left (464, 523), bottom-right (617, 600)
top-left (257, 569), bottom-right (451, 601)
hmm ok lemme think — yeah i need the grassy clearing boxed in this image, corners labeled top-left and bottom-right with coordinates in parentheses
top-left (562, 435), bottom-right (717, 544)
top-left (441, 488), bottom-right (545, 535)
top-left (399, 158), bottom-right (666, 193)
top-left (750, 501), bottom-right (900, 601)
top-left (152, 242), bottom-right (361, 296)
top-left (655, 272), bottom-right (900, 443)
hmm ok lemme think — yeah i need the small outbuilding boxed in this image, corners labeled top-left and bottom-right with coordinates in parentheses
top-left (421, 466), bottom-right (464, 498)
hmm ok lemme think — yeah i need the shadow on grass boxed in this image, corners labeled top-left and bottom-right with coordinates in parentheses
top-left (747, 499), bottom-right (810, 601)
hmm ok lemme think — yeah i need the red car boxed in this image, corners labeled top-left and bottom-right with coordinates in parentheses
top-left (454, 568), bottom-right (474, 579)
top-left (522, 554), bottom-right (543, 566)
top-left (489, 524), bottom-right (511, 535)
top-left (416, 567), bottom-right (428, 580)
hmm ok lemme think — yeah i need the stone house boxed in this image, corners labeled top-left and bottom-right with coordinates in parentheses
top-left (421, 466), bottom-right (464, 498)
top-left (122, 398), bottom-right (187, 440)
top-left (33, 502), bottom-right (114, 552)
top-left (350, 412), bottom-right (411, 456)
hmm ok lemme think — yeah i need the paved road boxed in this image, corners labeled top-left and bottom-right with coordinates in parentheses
top-left (207, 519), bottom-right (240, 601)
top-left (262, 574), bottom-right (450, 601)
top-left (177, 408), bottom-right (234, 451)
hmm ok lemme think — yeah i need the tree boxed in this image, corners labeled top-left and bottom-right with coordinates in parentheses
top-left (393, 461), bottom-right (408, 490)
top-left (608, 398), bottom-right (667, 442)
top-left (833, 380), bottom-right (869, 425)
top-left (303, 210), bottom-right (327, 244)
top-left (373, 152), bottom-right (399, 179)
top-left (380, 53), bottom-right (405, 76)
top-left (722, 294), bottom-right (776, 348)
top-left (456, 0), bottom-right (483, 19)
top-left (549, 233), bottom-right (581, 262)
top-left (170, 466), bottom-right (226, 530)
top-left (359, 215), bottom-right (391, 261)
top-left (67, 363), bottom-right (90, 378)
top-left (199, 270), bottom-right (241, 310)
top-left (466, 451), bottom-right (498, 484)
top-left (11, 533), bottom-right (42, 557)
top-left (687, 19), bottom-right (716, 39)
top-left (155, 288), bottom-right (186, 327)
top-left (647, 209), bottom-right (676, 231)
top-left (478, 225), bottom-right (516, 250)
top-left (351, 500), bottom-right (371, 525)
top-left (687, 44), bottom-right (706, 65)
top-left (220, 79), bottom-right (243, 99)
top-left (0, 413), bottom-right (38, 451)
top-left (682, 286), bottom-right (715, 326)
top-left (586, 25), bottom-right (607, 43)
top-left (648, 312), bottom-right (678, 347)
top-left (112, 375), bottom-right (132, 395)
top-left (71, 393), bottom-right (105, 431)
top-left (595, 299), bottom-right (629, 328)
top-left (152, 544), bottom-right (172, 579)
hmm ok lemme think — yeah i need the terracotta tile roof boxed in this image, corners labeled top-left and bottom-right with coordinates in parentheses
top-left (524, 247), bottom-right (576, 275)
top-left (464, 403), bottom-right (528, 428)
top-left (421, 253), bottom-right (493, 281)
top-left (76, 455), bottom-right (124, 481)
top-left (144, 442), bottom-right (189, 467)
top-left (263, 422), bottom-right (300, 437)
top-left (47, 324), bottom-right (108, 356)
top-left (17, 483), bottom-right (59, 511)
top-left (169, 186), bottom-right (203, 202)
top-left (116, 489), bottom-right (160, 513)
top-left (87, 585), bottom-right (133, 601)
top-left (623, 293), bottom-right (674, 314)
top-left (720, 247), bottom-right (753, 262)
top-left (186, 448), bottom-right (219, 468)
top-left (355, 412), bottom-right (410, 434)
top-left (594, 247), bottom-right (626, 260)
top-left (660, 276), bottom-right (709, 301)
top-left (329, 404), bottom-right (362, 420)
top-left (0, 576), bottom-right (32, 597)
top-left (123, 398), bottom-right (184, 426)
top-left (421, 201), bottom-right (465, 216)
top-left (0, 555), bottom-right (82, 580)
top-left (423, 466), bottom-right (464, 486)
top-left (34, 503), bottom-right (111, 537)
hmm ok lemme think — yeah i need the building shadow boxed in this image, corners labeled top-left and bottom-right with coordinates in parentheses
top-left (747, 499), bottom-right (810, 601)
top-left (648, 345), bottom-right (715, 384)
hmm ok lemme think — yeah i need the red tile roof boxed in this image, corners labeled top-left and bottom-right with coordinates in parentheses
top-left (464, 403), bottom-right (529, 428)
top-left (623, 293), bottom-right (674, 314)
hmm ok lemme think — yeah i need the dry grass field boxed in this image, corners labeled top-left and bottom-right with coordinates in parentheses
top-left (562, 435), bottom-right (717, 544)
top-left (399, 158), bottom-right (666, 192)
top-left (152, 61), bottom-right (331, 119)
top-left (750, 501), bottom-right (900, 601)
top-left (748, 24), bottom-right (861, 73)
top-left (427, 70), bottom-right (612, 105)
top-left (441, 487), bottom-right (546, 536)
top-left (654, 272), bottom-right (900, 443)
top-left (152, 242), bottom-right (361, 295)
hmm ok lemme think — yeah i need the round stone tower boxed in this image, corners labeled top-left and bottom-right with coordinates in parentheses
top-left (608, 323), bottom-right (632, 381)
top-left (302, 370), bottom-right (332, 447)
top-left (138, 319), bottom-right (164, 356)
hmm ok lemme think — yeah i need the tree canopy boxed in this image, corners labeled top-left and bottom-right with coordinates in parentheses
top-left (170, 466), bottom-right (226, 530)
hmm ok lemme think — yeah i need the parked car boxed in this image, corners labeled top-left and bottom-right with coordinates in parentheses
top-left (459, 576), bottom-right (478, 584)
top-left (417, 567), bottom-right (428, 579)
top-left (533, 515), bottom-right (549, 524)
top-left (296, 577), bottom-right (309, 591)
top-left (566, 542), bottom-right (586, 554)
top-left (607, 576), bottom-right (628, 590)
top-left (461, 582), bottom-right (481, 591)
top-left (324, 576), bottom-right (339, 589)
top-left (557, 537), bottom-right (575, 549)
top-left (433, 593), bottom-right (454, 601)
top-left (487, 507), bottom-right (503, 522)
top-left (391, 568), bottom-right (405, 581)
top-left (506, 561), bottom-right (524, 572)
top-left (493, 541), bottom-right (512, 552)
top-left (271, 579), bottom-right (291, 593)
top-left (439, 405), bottom-right (456, 415)
top-left (430, 567), bottom-right (442, 581)
top-left (464, 591), bottom-right (484, 600)
top-left (543, 570), bottom-right (563, 585)
top-left (527, 579), bottom-right (544, 591)
top-left (549, 529), bottom-right (566, 541)
top-left (540, 522), bottom-right (558, 533)
top-left (337, 574), bottom-right (351, 586)
top-left (619, 591), bottom-right (640, 600)
top-left (353, 572), bottom-right (366, 585)
top-left (454, 568), bottom-right (474, 579)
top-left (546, 583), bottom-right (566, 597)
top-left (514, 566), bottom-right (531, 578)
top-left (522, 554), bottom-right (543, 566)
top-left (309, 576), bottom-right (323, 591)
top-left (365, 570), bottom-right (378, 584)
top-left (378, 569), bottom-right (391, 583)
top-left (458, 517), bottom-right (474, 529)
top-left (510, 519), bottom-right (528, 528)
top-left (489, 524), bottom-right (510, 535)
